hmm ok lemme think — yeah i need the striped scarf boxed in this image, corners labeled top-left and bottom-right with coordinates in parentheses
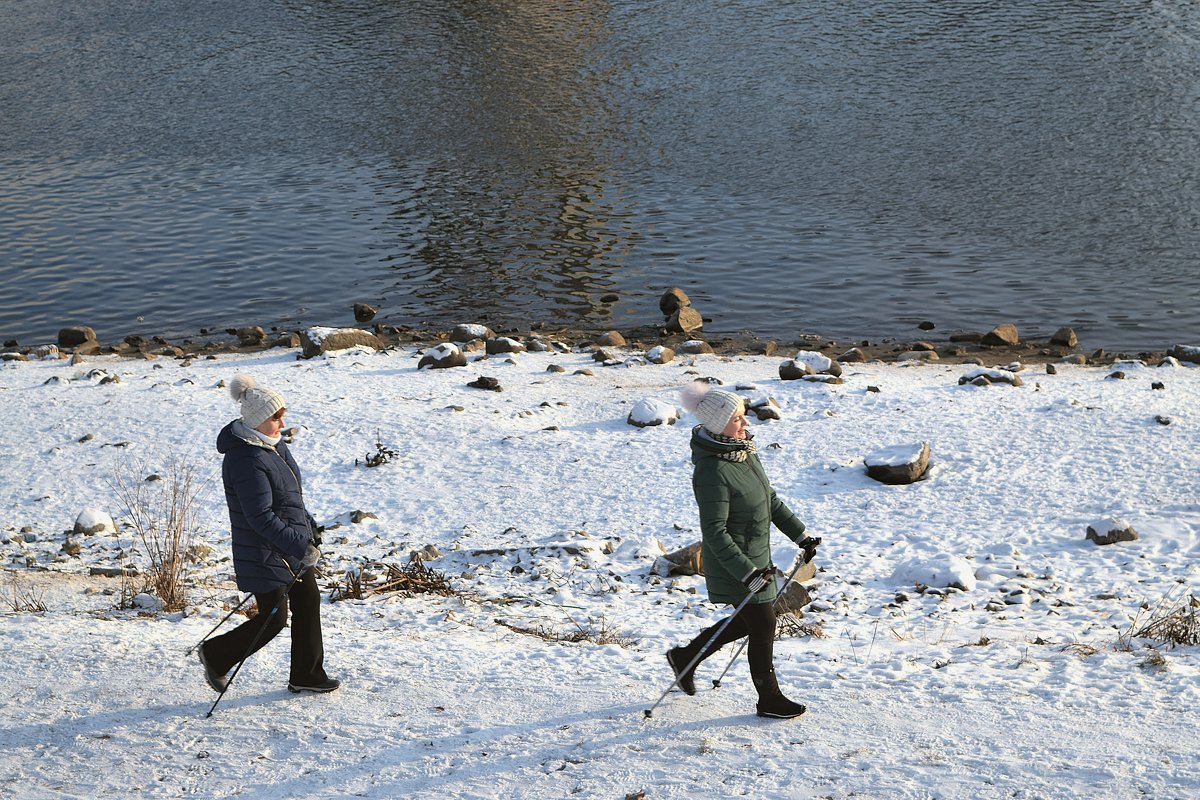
top-left (709, 430), bottom-right (757, 462)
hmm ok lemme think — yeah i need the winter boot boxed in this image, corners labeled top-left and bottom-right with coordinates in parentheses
top-left (751, 670), bottom-right (806, 719)
top-left (666, 647), bottom-right (697, 696)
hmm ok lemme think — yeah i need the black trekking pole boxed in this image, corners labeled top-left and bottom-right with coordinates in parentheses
top-left (205, 566), bottom-right (306, 718)
top-left (185, 593), bottom-right (254, 657)
top-left (643, 571), bottom-right (771, 720)
top-left (710, 550), bottom-right (817, 690)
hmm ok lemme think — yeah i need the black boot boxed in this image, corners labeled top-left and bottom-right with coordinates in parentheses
top-left (752, 670), bottom-right (806, 719)
top-left (666, 647), bottom-right (697, 695)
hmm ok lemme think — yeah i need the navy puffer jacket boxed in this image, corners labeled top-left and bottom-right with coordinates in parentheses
top-left (217, 421), bottom-right (315, 592)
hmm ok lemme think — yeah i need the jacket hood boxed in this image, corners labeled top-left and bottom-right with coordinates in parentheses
top-left (217, 419), bottom-right (270, 454)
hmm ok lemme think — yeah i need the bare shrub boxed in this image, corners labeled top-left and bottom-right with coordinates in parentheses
top-left (6, 575), bottom-right (47, 613)
top-left (110, 455), bottom-right (209, 613)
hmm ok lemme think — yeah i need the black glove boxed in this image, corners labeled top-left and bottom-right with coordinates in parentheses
top-left (300, 544), bottom-right (321, 571)
top-left (799, 536), bottom-right (821, 564)
top-left (312, 525), bottom-right (325, 547)
top-left (742, 565), bottom-right (777, 593)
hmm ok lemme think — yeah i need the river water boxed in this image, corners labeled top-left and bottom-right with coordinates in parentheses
top-left (3, 0), bottom-right (1199, 351)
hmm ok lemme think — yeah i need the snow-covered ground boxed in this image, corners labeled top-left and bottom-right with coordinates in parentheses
top-left (1, 343), bottom-right (1198, 799)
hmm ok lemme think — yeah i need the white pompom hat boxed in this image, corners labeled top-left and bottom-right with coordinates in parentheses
top-left (229, 374), bottom-right (286, 429)
top-left (680, 381), bottom-right (743, 435)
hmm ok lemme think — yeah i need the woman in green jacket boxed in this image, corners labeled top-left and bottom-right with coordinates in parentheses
top-left (669, 383), bottom-right (817, 719)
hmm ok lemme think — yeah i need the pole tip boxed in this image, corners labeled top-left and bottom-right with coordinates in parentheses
top-left (643, 709), bottom-right (652, 719)
top-left (712, 679), bottom-right (721, 688)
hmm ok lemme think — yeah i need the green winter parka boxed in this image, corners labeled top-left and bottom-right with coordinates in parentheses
top-left (691, 426), bottom-right (807, 605)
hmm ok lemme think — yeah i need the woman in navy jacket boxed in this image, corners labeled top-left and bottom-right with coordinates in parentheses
top-left (198, 374), bottom-right (339, 695)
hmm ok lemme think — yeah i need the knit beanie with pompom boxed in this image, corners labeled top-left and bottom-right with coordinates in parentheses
top-left (229, 374), bottom-right (286, 429)
top-left (680, 381), bottom-right (744, 435)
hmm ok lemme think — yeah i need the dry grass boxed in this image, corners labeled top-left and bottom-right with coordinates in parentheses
top-left (110, 456), bottom-right (208, 612)
top-left (777, 614), bottom-right (826, 639)
top-left (5, 575), bottom-right (46, 613)
top-left (330, 555), bottom-right (461, 602)
top-left (496, 614), bottom-right (637, 648)
top-left (1120, 593), bottom-right (1200, 650)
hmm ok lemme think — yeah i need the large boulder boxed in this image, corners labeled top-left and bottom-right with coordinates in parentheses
top-left (865, 442), bottom-right (931, 485)
top-left (596, 330), bottom-right (626, 347)
top-left (58, 326), bottom-right (100, 354)
top-left (665, 306), bottom-right (704, 334)
top-left (1050, 327), bottom-right (1078, 348)
top-left (74, 507), bottom-right (116, 536)
top-left (449, 324), bottom-right (496, 343)
top-left (302, 327), bottom-right (385, 358)
top-left (654, 540), bottom-right (703, 576)
top-left (659, 288), bottom-right (690, 316)
top-left (1168, 344), bottom-right (1200, 364)
top-left (627, 398), bottom-right (679, 428)
top-left (1086, 517), bottom-right (1139, 546)
top-left (486, 337), bottom-right (527, 355)
top-left (981, 323), bottom-right (1020, 347)
top-left (417, 343), bottom-right (467, 369)
top-left (959, 368), bottom-right (1024, 387)
top-left (646, 346), bottom-right (674, 365)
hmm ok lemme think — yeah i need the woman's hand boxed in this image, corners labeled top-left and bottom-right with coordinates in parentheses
top-left (742, 565), bottom-right (777, 593)
top-left (799, 536), bottom-right (821, 564)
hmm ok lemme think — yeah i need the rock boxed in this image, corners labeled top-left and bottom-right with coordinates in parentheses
top-left (654, 541), bottom-right (703, 576)
top-left (412, 544), bottom-right (441, 561)
top-left (596, 331), bottom-right (626, 347)
top-left (949, 332), bottom-right (984, 343)
top-left (1046, 363), bottom-right (1058, 375)
top-left (89, 566), bottom-right (139, 578)
top-left (959, 368), bottom-right (1024, 387)
top-left (802, 374), bottom-right (845, 385)
top-left (467, 376), bottom-right (503, 391)
top-left (546, 364), bottom-right (566, 373)
top-left (600, 293), bottom-right (620, 303)
top-left (417, 343), bottom-right (467, 370)
top-left (1157, 356), bottom-right (1182, 368)
top-left (353, 303), bottom-right (378, 322)
top-left (62, 538), bottom-right (82, 557)
top-left (646, 346), bottom-right (674, 365)
top-left (627, 398), bottom-right (679, 428)
top-left (792, 350), bottom-right (841, 376)
top-left (1058, 354), bottom-right (1088, 365)
top-left (891, 552), bottom-right (976, 591)
top-left (526, 339), bottom-right (551, 353)
top-left (838, 347), bottom-right (867, 363)
top-left (981, 323), bottom-right (1020, 347)
top-left (573, 368), bottom-right (595, 376)
top-left (186, 543), bottom-right (214, 562)
top-left (911, 341), bottom-right (937, 352)
top-left (301, 327), bottom-right (385, 358)
top-left (270, 332), bottom-right (302, 349)
top-left (778, 360), bottom-right (813, 381)
top-left (665, 306), bottom-right (704, 334)
top-left (450, 324), bottom-right (496, 343)
top-left (748, 396), bottom-right (782, 421)
top-left (1156, 415), bottom-right (1171, 425)
top-left (896, 350), bottom-right (939, 362)
top-left (1086, 517), bottom-right (1138, 546)
top-left (775, 580), bottom-right (814, 616)
top-left (350, 510), bottom-right (379, 524)
top-left (750, 341), bottom-right (779, 357)
top-left (677, 340), bottom-right (714, 355)
top-left (865, 442), bottom-right (931, 485)
top-left (234, 326), bottom-right (267, 347)
top-left (1151, 381), bottom-right (1165, 390)
top-left (1106, 371), bottom-right (1126, 380)
top-left (1167, 344), bottom-right (1200, 363)
top-left (1050, 327), bottom-right (1078, 348)
top-left (918, 321), bottom-right (936, 331)
top-left (592, 348), bottom-right (617, 363)
top-left (58, 327), bottom-right (98, 349)
top-left (659, 288), bottom-right (690, 316)
top-left (32, 344), bottom-right (60, 360)
top-left (486, 337), bottom-right (526, 355)
top-left (74, 508), bottom-right (116, 536)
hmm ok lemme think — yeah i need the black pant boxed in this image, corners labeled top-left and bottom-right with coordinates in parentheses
top-left (684, 601), bottom-right (777, 675)
top-left (202, 569), bottom-right (328, 686)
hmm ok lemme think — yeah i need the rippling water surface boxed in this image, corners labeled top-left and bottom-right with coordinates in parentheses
top-left (3, 0), bottom-right (1199, 350)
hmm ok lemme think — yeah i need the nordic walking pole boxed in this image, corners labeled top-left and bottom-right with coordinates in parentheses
top-left (710, 555), bottom-right (813, 689)
top-left (185, 593), bottom-right (254, 657)
top-left (643, 572), bottom-right (771, 720)
top-left (205, 566), bottom-right (306, 718)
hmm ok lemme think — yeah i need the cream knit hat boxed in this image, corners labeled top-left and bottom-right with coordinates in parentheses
top-left (680, 382), bottom-right (744, 435)
top-left (229, 374), bottom-right (286, 429)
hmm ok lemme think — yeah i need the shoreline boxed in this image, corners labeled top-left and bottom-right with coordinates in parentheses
top-left (0, 316), bottom-right (1188, 368)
